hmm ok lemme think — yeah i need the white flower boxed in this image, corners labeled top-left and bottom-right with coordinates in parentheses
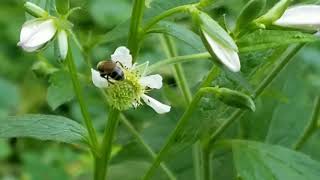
top-left (274, 5), bottom-right (320, 31)
top-left (18, 19), bottom-right (57, 52)
top-left (202, 30), bottom-right (241, 72)
top-left (91, 46), bottom-right (171, 114)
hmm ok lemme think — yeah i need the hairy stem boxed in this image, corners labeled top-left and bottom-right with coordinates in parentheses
top-left (66, 42), bottom-right (98, 151)
top-left (128, 0), bottom-right (145, 61)
top-left (95, 108), bottom-right (120, 180)
top-left (293, 96), bottom-right (320, 150)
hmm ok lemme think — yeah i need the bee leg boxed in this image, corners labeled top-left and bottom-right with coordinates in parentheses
top-left (115, 61), bottom-right (125, 69)
top-left (106, 75), bottom-right (114, 85)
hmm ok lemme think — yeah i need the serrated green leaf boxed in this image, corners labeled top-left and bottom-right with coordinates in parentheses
top-left (238, 30), bottom-right (317, 52)
top-left (148, 21), bottom-right (205, 52)
top-left (47, 70), bottom-right (74, 110)
top-left (0, 114), bottom-right (88, 145)
top-left (231, 140), bottom-right (320, 180)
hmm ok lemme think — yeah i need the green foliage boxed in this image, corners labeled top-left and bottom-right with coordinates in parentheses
top-left (0, 114), bottom-right (88, 145)
top-left (238, 30), bottom-right (317, 52)
top-left (149, 21), bottom-right (205, 52)
top-left (231, 140), bottom-right (320, 180)
top-left (47, 70), bottom-right (74, 110)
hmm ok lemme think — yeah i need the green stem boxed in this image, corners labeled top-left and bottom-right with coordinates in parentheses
top-left (142, 87), bottom-right (220, 180)
top-left (66, 42), bottom-right (98, 151)
top-left (142, 4), bottom-right (192, 34)
top-left (128, 0), bottom-right (145, 61)
top-left (206, 44), bottom-right (305, 149)
top-left (161, 35), bottom-right (192, 103)
top-left (199, 66), bottom-right (220, 88)
top-left (120, 115), bottom-right (177, 180)
top-left (200, 145), bottom-right (210, 180)
top-left (147, 52), bottom-right (210, 73)
top-left (95, 108), bottom-right (120, 180)
top-left (293, 96), bottom-right (320, 150)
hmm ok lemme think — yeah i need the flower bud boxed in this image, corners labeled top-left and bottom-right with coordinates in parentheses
top-left (18, 19), bottom-right (57, 52)
top-left (196, 11), bottom-right (241, 72)
top-left (274, 5), bottom-right (320, 31)
top-left (235, 0), bottom-right (266, 33)
top-left (56, 0), bottom-right (70, 15)
top-left (57, 30), bottom-right (68, 60)
top-left (254, 0), bottom-right (292, 26)
top-left (24, 2), bottom-right (48, 18)
top-left (216, 88), bottom-right (256, 111)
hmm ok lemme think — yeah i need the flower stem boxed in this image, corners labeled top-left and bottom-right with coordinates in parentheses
top-left (293, 96), bottom-right (320, 150)
top-left (120, 114), bottom-right (177, 180)
top-left (142, 4), bottom-right (193, 34)
top-left (142, 87), bottom-right (220, 180)
top-left (128, 0), bottom-right (145, 61)
top-left (66, 42), bottom-right (98, 151)
top-left (206, 44), bottom-right (305, 149)
top-left (160, 35), bottom-right (192, 103)
top-left (147, 52), bottom-right (210, 73)
top-left (95, 108), bottom-right (120, 180)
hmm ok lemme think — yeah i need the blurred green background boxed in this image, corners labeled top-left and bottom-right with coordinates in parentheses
top-left (0, 0), bottom-right (320, 179)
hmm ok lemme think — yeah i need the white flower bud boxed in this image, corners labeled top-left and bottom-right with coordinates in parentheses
top-left (18, 19), bottom-right (57, 52)
top-left (57, 30), bottom-right (68, 60)
top-left (274, 5), bottom-right (320, 31)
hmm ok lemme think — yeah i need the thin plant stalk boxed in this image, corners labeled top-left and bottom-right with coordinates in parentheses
top-left (293, 96), bottom-right (320, 150)
top-left (128, 0), bottom-right (145, 60)
top-left (95, 108), bottom-right (121, 180)
top-left (66, 41), bottom-right (98, 151)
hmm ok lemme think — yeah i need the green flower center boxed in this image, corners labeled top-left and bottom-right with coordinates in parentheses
top-left (106, 69), bottom-right (144, 110)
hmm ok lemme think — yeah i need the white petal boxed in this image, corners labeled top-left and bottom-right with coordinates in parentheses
top-left (91, 69), bottom-right (108, 88)
top-left (18, 19), bottom-right (57, 49)
top-left (57, 30), bottom-right (68, 60)
top-left (141, 94), bottom-right (171, 114)
top-left (274, 5), bottom-right (320, 30)
top-left (111, 46), bottom-right (133, 69)
top-left (20, 44), bottom-right (43, 52)
top-left (139, 74), bottom-right (163, 89)
top-left (203, 31), bottom-right (240, 72)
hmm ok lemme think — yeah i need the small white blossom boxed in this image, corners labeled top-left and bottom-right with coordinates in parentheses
top-left (202, 31), bottom-right (241, 72)
top-left (18, 19), bottom-right (57, 52)
top-left (274, 5), bottom-right (320, 31)
top-left (91, 46), bottom-right (171, 114)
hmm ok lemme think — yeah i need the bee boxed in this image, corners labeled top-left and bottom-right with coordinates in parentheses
top-left (97, 61), bottom-right (125, 82)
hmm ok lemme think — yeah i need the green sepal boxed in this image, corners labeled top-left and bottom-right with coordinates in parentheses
top-left (24, 2), bottom-right (48, 18)
top-left (197, 11), bottom-right (238, 51)
top-left (216, 88), bottom-right (256, 111)
top-left (254, 0), bottom-right (292, 26)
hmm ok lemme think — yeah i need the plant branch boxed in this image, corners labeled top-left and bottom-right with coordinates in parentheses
top-left (293, 96), bottom-right (320, 150)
